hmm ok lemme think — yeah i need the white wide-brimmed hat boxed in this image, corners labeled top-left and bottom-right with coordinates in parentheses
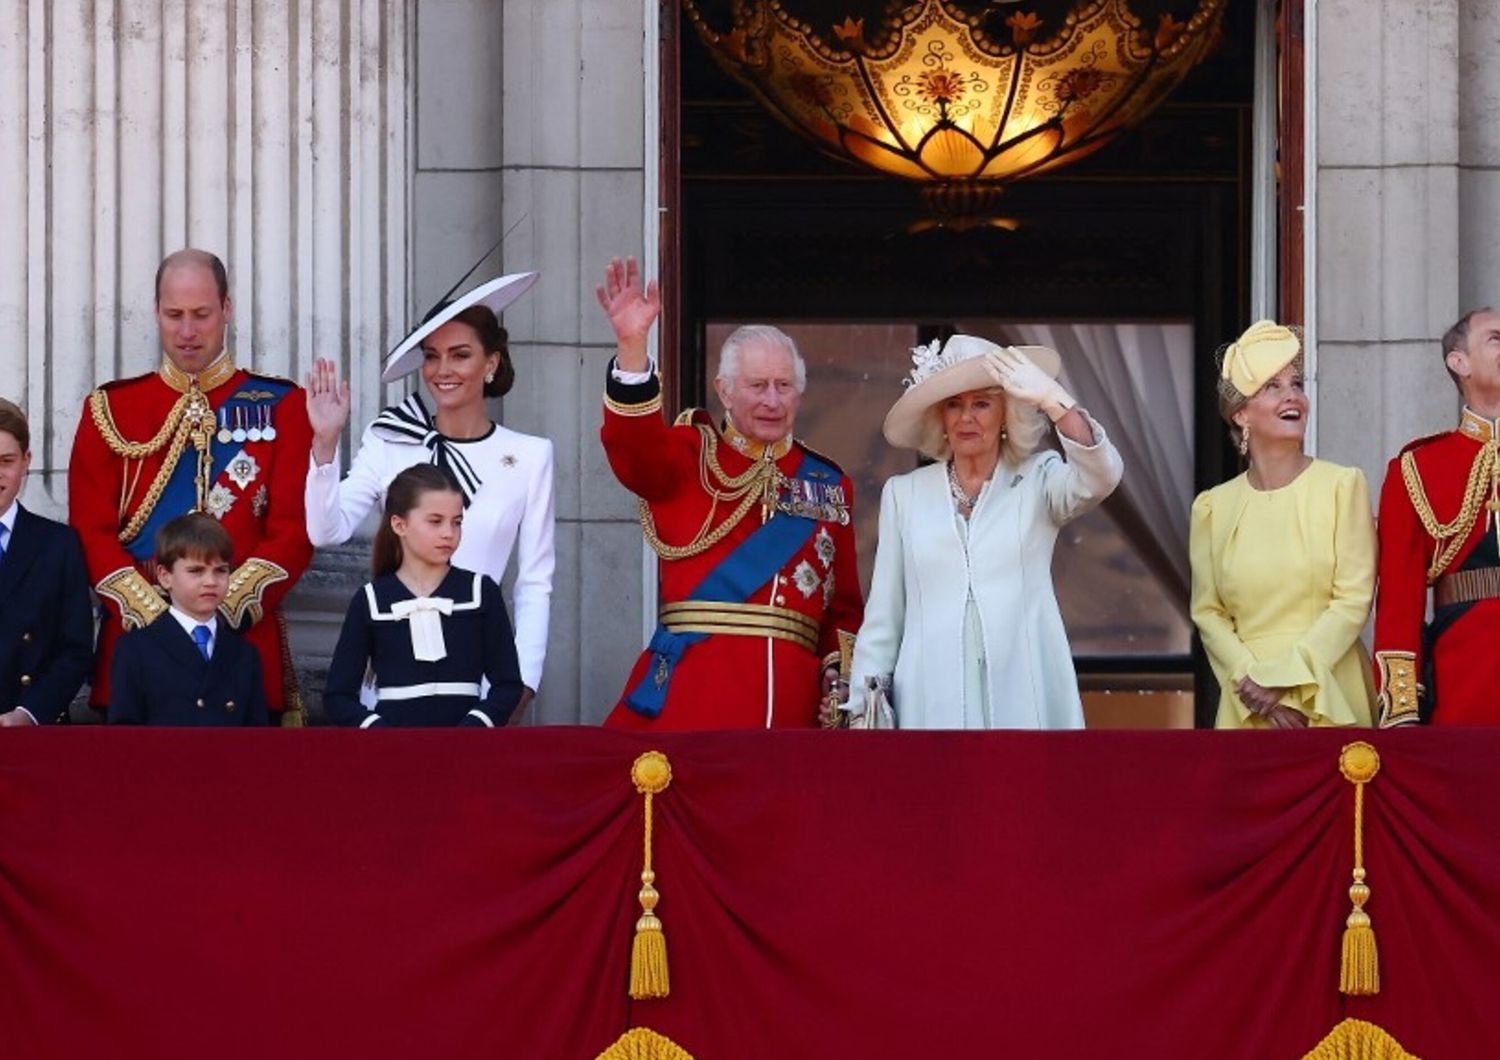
top-left (381, 271), bottom-right (540, 382)
top-left (883, 334), bottom-right (1061, 459)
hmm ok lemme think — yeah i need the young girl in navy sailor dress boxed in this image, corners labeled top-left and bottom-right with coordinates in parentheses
top-left (324, 464), bottom-right (524, 727)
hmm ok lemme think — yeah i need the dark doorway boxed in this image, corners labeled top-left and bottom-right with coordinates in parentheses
top-left (669, 0), bottom-right (1258, 726)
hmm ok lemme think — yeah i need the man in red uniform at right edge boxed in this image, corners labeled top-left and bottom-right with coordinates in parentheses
top-left (594, 257), bottom-right (863, 730)
top-left (1375, 308), bottom-right (1500, 726)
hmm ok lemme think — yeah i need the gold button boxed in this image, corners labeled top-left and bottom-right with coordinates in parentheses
top-left (226, 702), bottom-right (235, 713)
top-left (196, 698), bottom-right (205, 708)
top-left (19, 675), bottom-right (31, 687)
top-left (775, 595), bottom-right (786, 605)
top-left (21, 632), bottom-right (32, 642)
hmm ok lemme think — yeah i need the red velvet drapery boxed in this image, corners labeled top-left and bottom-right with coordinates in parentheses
top-left (1, 729), bottom-right (1494, 1059)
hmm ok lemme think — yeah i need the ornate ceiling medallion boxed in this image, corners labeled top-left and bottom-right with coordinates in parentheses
top-left (686, 0), bottom-right (1227, 226)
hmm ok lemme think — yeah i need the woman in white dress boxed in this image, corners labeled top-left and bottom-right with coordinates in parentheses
top-left (848, 335), bottom-right (1123, 729)
top-left (304, 274), bottom-right (555, 711)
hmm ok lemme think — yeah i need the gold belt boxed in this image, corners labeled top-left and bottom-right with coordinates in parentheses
top-left (1434, 566), bottom-right (1500, 608)
top-left (659, 601), bottom-right (819, 653)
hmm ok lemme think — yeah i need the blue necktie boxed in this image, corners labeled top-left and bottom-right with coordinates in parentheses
top-left (192, 624), bottom-right (212, 661)
top-left (0, 524), bottom-right (7, 566)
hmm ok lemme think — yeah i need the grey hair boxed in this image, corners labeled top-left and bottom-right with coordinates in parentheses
top-left (717, 324), bottom-right (807, 394)
top-left (1441, 307), bottom-right (1495, 391)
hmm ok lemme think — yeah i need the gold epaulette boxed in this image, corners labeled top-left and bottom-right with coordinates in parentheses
top-left (1374, 651), bottom-right (1421, 727)
top-left (96, 567), bottom-right (168, 630)
top-left (1400, 437), bottom-right (1500, 581)
top-left (673, 406), bottom-right (706, 427)
top-left (219, 558), bottom-right (290, 629)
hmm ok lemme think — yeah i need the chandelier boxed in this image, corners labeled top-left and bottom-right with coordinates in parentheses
top-left (685, 0), bottom-right (1227, 224)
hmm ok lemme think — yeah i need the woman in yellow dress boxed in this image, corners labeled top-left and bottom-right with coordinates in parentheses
top-left (1189, 321), bottom-right (1377, 729)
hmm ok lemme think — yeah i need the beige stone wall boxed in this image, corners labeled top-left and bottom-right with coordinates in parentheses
top-left (1314, 0), bottom-right (1476, 489)
top-left (411, 0), bottom-right (651, 723)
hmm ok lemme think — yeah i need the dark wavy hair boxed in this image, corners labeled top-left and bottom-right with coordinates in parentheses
top-left (370, 464), bottom-right (464, 577)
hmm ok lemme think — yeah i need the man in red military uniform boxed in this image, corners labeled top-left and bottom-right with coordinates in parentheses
top-left (1374, 307), bottom-right (1500, 726)
top-left (69, 249), bottom-right (314, 722)
top-left (594, 257), bottom-right (863, 730)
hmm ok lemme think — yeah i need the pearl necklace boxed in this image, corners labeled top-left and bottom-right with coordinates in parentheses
top-left (947, 461), bottom-right (981, 511)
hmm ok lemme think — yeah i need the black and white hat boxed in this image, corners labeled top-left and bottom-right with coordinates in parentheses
top-left (381, 271), bottom-right (540, 382)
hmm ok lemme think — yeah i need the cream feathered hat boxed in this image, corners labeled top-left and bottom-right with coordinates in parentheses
top-left (882, 334), bottom-right (1061, 459)
top-left (1218, 320), bottom-right (1302, 406)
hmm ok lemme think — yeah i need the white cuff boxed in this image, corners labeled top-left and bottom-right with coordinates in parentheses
top-left (15, 706), bottom-right (39, 725)
top-left (309, 448), bottom-right (342, 472)
top-left (610, 357), bottom-right (657, 385)
top-left (466, 709), bottom-right (495, 728)
top-left (359, 713), bottom-right (382, 729)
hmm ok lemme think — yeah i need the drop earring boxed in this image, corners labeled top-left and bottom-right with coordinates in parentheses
top-left (1238, 424), bottom-right (1250, 458)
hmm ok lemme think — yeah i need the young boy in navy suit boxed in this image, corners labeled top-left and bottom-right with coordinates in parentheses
top-left (0, 399), bottom-right (95, 726)
top-left (109, 513), bottom-right (269, 725)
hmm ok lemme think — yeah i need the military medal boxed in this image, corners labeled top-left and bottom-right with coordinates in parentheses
top-left (231, 407), bottom-right (247, 443)
top-left (261, 406), bottom-right (276, 441)
top-left (216, 408), bottom-right (233, 445)
top-left (226, 451), bottom-right (260, 491)
top-left (247, 411), bottom-right (263, 443)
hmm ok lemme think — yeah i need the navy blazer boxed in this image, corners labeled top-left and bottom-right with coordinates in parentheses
top-left (0, 505), bottom-right (95, 723)
top-left (108, 615), bottom-right (269, 726)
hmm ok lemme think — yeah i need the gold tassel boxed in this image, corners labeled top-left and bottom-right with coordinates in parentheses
top-left (629, 751), bottom-right (673, 1000)
top-left (1338, 742), bottom-right (1381, 996)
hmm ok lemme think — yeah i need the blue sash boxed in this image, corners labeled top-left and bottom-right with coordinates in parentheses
top-left (123, 376), bottom-right (295, 560)
top-left (624, 448), bottom-right (839, 718)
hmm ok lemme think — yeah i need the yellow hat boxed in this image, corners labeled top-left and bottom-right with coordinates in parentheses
top-left (1220, 320), bottom-right (1301, 398)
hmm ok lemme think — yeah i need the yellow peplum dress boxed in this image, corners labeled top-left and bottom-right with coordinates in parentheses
top-left (1189, 459), bottom-right (1377, 728)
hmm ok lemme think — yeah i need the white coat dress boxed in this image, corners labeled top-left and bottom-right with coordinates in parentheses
top-left (850, 417), bottom-right (1123, 729)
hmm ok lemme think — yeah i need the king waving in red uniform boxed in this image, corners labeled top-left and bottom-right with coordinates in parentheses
top-left (1374, 308), bottom-right (1500, 726)
top-left (595, 257), bottom-right (863, 730)
top-left (69, 249), bottom-right (314, 722)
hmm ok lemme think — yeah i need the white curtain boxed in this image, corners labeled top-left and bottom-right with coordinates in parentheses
top-left (958, 320), bottom-right (1195, 616)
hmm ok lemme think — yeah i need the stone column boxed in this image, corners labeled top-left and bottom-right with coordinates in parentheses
top-left (0, 0), bottom-right (409, 517)
top-left (491, 0), bottom-right (651, 724)
top-left (1314, 0), bottom-right (1462, 486)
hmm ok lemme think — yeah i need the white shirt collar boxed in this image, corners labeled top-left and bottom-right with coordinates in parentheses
top-left (169, 606), bottom-right (218, 642)
top-left (0, 498), bottom-right (17, 537)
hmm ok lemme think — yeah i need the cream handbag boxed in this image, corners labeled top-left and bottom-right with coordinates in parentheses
top-left (848, 674), bottom-right (896, 730)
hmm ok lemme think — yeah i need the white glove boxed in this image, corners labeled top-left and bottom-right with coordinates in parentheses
top-left (984, 347), bottom-right (1076, 422)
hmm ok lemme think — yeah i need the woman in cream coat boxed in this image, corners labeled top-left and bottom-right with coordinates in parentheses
top-left (849, 335), bottom-right (1124, 729)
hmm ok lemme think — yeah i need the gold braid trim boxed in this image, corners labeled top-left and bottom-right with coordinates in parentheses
top-left (88, 387), bottom-right (190, 459)
top-left (1400, 438), bottom-right (1500, 581)
top-left (595, 1028), bottom-right (695, 1060)
top-left (219, 558), bottom-right (290, 630)
top-left (1301, 1018), bottom-right (1419, 1060)
top-left (90, 387), bottom-right (217, 543)
top-left (638, 424), bottom-right (784, 560)
top-left (95, 567), bottom-right (168, 630)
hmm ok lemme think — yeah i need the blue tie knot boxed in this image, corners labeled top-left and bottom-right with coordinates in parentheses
top-left (192, 624), bottom-right (212, 660)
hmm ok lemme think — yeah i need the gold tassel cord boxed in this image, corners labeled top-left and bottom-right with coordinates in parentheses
top-left (629, 751), bottom-right (672, 1000)
top-left (1338, 741), bottom-right (1382, 996)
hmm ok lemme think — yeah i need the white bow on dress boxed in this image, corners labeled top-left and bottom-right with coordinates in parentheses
top-left (389, 596), bottom-right (454, 662)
